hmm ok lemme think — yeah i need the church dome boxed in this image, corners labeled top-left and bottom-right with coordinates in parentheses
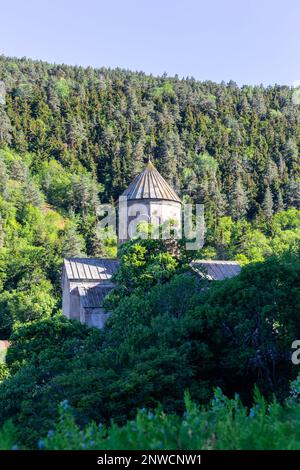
top-left (121, 161), bottom-right (181, 203)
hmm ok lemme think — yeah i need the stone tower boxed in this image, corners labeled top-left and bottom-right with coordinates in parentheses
top-left (118, 160), bottom-right (182, 244)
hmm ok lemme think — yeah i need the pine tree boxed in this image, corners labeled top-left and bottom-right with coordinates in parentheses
top-left (10, 160), bottom-right (28, 182)
top-left (238, 94), bottom-right (251, 114)
top-left (133, 135), bottom-right (146, 174)
top-left (89, 229), bottom-right (105, 257)
top-left (0, 214), bottom-right (5, 248)
top-left (69, 175), bottom-right (100, 216)
top-left (276, 190), bottom-right (284, 212)
top-left (157, 133), bottom-right (177, 185)
top-left (264, 160), bottom-right (279, 186)
top-left (0, 108), bottom-right (12, 144)
top-left (229, 179), bottom-right (249, 220)
top-left (23, 179), bottom-right (44, 207)
top-left (0, 159), bottom-right (8, 195)
top-left (282, 139), bottom-right (298, 172)
top-left (61, 224), bottom-right (86, 258)
top-left (287, 178), bottom-right (300, 209)
top-left (262, 186), bottom-right (274, 219)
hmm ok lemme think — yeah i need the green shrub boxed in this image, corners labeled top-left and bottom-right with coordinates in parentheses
top-left (1, 384), bottom-right (299, 450)
top-left (0, 363), bottom-right (9, 382)
top-left (4, 387), bottom-right (299, 450)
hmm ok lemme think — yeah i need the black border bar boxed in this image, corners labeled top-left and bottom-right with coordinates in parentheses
top-left (0, 450), bottom-right (299, 467)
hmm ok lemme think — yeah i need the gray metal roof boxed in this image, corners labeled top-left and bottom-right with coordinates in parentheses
top-left (63, 258), bottom-right (119, 281)
top-left (78, 285), bottom-right (112, 308)
top-left (64, 258), bottom-right (240, 284)
top-left (121, 161), bottom-right (181, 203)
top-left (191, 260), bottom-right (241, 280)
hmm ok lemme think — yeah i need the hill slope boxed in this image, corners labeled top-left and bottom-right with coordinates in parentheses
top-left (0, 55), bottom-right (299, 221)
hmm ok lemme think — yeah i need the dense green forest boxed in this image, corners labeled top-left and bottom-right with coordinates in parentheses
top-left (1, 55), bottom-right (300, 449)
top-left (1, 55), bottom-right (300, 219)
top-left (1, 55), bottom-right (300, 262)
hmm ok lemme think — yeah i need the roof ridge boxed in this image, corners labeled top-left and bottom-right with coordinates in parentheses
top-left (121, 161), bottom-right (181, 203)
top-left (193, 259), bottom-right (240, 264)
top-left (64, 257), bottom-right (119, 261)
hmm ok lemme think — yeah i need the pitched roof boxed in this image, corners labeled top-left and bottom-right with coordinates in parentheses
top-left (78, 285), bottom-right (112, 308)
top-left (191, 260), bottom-right (241, 281)
top-left (121, 161), bottom-right (181, 203)
top-left (64, 258), bottom-right (240, 286)
top-left (63, 258), bottom-right (119, 281)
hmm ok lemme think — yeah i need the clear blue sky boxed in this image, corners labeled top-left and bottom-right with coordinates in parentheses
top-left (1, 0), bottom-right (299, 86)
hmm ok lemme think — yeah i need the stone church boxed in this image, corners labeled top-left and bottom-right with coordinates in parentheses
top-left (62, 161), bottom-right (240, 328)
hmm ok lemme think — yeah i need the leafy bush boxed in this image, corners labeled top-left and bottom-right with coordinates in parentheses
top-left (3, 387), bottom-right (300, 450)
top-left (0, 363), bottom-right (9, 382)
top-left (105, 236), bottom-right (193, 309)
top-left (43, 388), bottom-right (300, 450)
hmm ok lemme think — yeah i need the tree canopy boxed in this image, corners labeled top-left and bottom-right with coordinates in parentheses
top-left (1, 242), bottom-right (300, 447)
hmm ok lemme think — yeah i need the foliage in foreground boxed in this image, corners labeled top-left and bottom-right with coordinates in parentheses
top-left (2, 386), bottom-right (300, 450)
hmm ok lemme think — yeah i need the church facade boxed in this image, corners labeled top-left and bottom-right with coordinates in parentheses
top-left (62, 161), bottom-right (241, 328)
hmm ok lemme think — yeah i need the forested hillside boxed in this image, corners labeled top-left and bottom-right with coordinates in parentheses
top-left (1, 55), bottom-right (300, 218)
top-left (0, 147), bottom-right (116, 339)
top-left (1, 55), bottom-right (300, 450)
top-left (1, 55), bottom-right (300, 262)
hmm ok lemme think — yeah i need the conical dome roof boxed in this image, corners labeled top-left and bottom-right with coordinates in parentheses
top-left (121, 161), bottom-right (181, 203)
